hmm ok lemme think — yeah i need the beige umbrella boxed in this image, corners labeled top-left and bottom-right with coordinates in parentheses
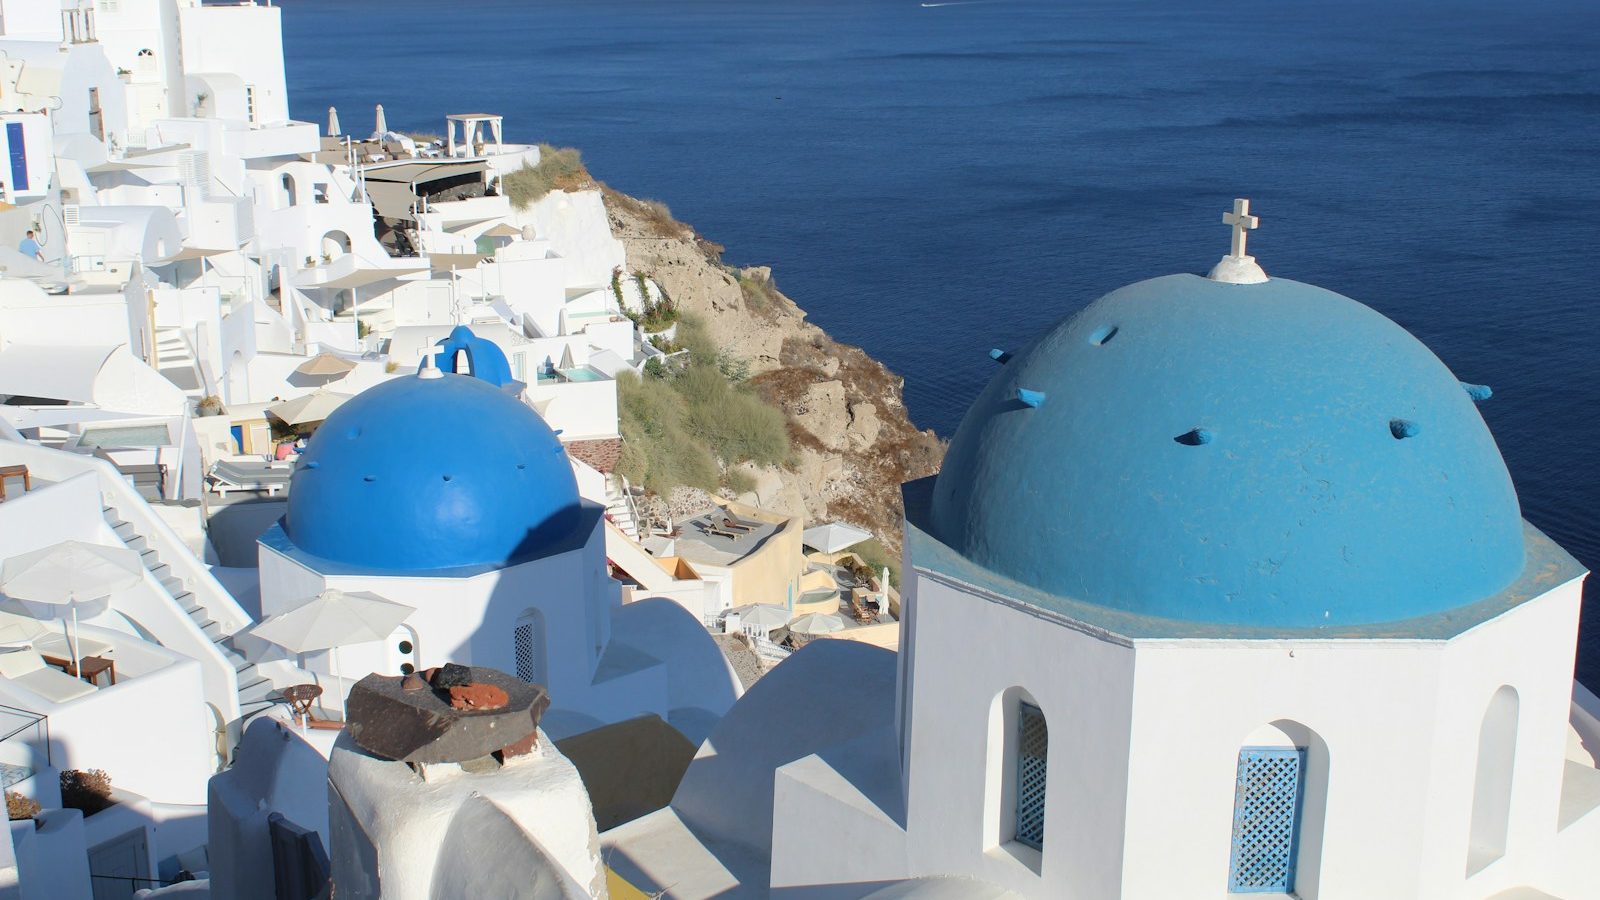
top-left (294, 352), bottom-right (357, 378)
top-left (248, 589), bottom-right (415, 703)
top-left (789, 612), bottom-right (846, 636)
top-left (267, 389), bottom-right (353, 426)
top-left (374, 104), bottom-right (388, 137)
top-left (327, 106), bottom-right (341, 137)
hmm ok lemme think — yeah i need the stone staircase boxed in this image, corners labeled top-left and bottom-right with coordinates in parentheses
top-left (604, 473), bottom-right (641, 540)
top-left (154, 327), bottom-right (207, 399)
top-left (102, 502), bottom-right (277, 713)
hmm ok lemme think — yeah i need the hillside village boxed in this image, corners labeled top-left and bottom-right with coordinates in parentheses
top-left (0, 2), bottom-right (1597, 899)
top-left (0, 1), bottom-right (935, 895)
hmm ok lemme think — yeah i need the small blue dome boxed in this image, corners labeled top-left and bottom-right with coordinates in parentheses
top-left (433, 325), bottom-right (515, 387)
top-left (284, 372), bottom-right (580, 571)
top-left (930, 274), bottom-right (1524, 629)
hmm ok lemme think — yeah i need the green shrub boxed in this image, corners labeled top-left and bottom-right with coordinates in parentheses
top-left (503, 144), bottom-right (590, 209)
top-left (738, 272), bottom-right (778, 312)
top-left (852, 538), bottom-right (900, 588)
top-left (616, 326), bottom-right (792, 497)
top-left (724, 467), bottom-right (757, 495)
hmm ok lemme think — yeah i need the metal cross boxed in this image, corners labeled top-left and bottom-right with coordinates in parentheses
top-left (1222, 198), bottom-right (1259, 258)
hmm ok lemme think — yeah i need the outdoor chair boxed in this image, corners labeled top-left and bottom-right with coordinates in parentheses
top-left (705, 524), bottom-right (743, 541)
top-left (208, 459), bottom-right (294, 497)
top-left (0, 648), bottom-right (96, 703)
top-left (720, 517), bottom-right (755, 533)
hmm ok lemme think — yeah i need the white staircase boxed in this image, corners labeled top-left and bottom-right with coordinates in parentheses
top-left (102, 501), bottom-right (277, 714)
top-left (154, 327), bottom-right (207, 399)
top-left (604, 473), bottom-right (641, 540)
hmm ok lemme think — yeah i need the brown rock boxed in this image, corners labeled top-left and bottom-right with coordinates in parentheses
top-left (497, 729), bottom-right (540, 761)
top-left (345, 667), bottom-right (550, 765)
top-left (448, 683), bottom-right (509, 711)
top-left (401, 674), bottom-right (428, 692)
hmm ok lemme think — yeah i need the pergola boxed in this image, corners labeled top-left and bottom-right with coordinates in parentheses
top-left (445, 113), bottom-right (504, 158)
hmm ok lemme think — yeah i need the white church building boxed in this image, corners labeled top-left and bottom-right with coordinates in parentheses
top-left (603, 206), bottom-right (1600, 899)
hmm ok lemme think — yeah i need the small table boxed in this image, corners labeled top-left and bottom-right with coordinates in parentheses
top-left (42, 654), bottom-right (116, 687)
top-left (282, 684), bottom-right (324, 723)
top-left (0, 465), bottom-right (30, 501)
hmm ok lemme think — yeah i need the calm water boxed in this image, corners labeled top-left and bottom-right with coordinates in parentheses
top-left (280, 0), bottom-right (1600, 681)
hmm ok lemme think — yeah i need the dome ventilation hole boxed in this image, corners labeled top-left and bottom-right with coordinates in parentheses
top-left (362, 475), bottom-right (376, 482)
top-left (516, 463), bottom-right (527, 470)
top-left (1390, 419), bottom-right (1420, 440)
top-left (346, 426), bottom-right (362, 439)
top-left (302, 461), bottom-right (319, 470)
top-left (1089, 325), bottom-right (1119, 346)
top-left (1175, 428), bottom-right (1213, 446)
top-left (442, 474), bottom-right (453, 482)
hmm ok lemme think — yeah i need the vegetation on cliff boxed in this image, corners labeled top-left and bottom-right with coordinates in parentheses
top-left (617, 317), bottom-right (791, 496)
top-left (504, 144), bottom-right (594, 208)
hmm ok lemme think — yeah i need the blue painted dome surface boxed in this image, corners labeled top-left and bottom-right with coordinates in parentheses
top-left (284, 372), bottom-right (580, 571)
top-left (929, 274), bottom-right (1524, 628)
top-left (433, 325), bottom-right (515, 387)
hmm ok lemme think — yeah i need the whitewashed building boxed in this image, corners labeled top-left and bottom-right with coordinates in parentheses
top-left (603, 209), bottom-right (1600, 899)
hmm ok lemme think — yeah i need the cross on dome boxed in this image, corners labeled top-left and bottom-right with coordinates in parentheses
top-left (1223, 198), bottom-right (1259, 258)
top-left (1208, 197), bottom-right (1269, 285)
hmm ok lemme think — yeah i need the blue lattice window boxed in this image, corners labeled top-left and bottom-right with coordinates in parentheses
top-left (1228, 747), bottom-right (1305, 893)
top-left (1014, 702), bottom-right (1048, 850)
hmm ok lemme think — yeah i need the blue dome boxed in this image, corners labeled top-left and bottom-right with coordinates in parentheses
top-left (284, 372), bottom-right (580, 571)
top-left (433, 325), bottom-right (515, 387)
top-left (929, 274), bottom-right (1524, 629)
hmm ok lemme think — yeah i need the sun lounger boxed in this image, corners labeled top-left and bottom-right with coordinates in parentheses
top-left (704, 524), bottom-right (743, 540)
top-left (208, 459), bottom-right (294, 497)
top-left (0, 648), bottom-right (96, 703)
top-left (720, 517), bottom-right (755, 533)
top-left (31, 632), bottom-right (114, 661)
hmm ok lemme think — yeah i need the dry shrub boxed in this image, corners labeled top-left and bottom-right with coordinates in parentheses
top-left (60, 769), bottom-right (113, 816)
top-left (504, 144), bottom-right (592, 209)
top-left (6, 791), bottom-right (39, 821)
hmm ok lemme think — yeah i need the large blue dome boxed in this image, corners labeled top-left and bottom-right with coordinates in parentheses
top-left (929, 274), bottom-right (1524, 629)
top-left (284, 372), bottom-right (581, 571)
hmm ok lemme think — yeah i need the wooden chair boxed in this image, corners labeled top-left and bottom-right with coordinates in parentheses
top-left (0, 465), bottom-right (31, 502)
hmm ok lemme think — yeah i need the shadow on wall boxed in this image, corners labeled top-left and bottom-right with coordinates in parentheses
top-left (556, 714), bottom-right (696, 832)
top-left (207, 500), bottom-right (288, 569)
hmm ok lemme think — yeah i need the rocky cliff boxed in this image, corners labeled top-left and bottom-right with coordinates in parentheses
top-left (603, 190), bottom-right (944, 560)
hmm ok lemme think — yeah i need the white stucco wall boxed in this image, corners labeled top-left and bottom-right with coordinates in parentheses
top-left (518, 191), bottom-right (624, 290)
top-left (327, 728), bottom-right (601, 899)
top-left (900, 575), bottom-right (1136, 897)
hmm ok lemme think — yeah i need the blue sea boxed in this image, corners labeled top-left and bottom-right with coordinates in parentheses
top-left (280, 0), bottom-right (1600, 681)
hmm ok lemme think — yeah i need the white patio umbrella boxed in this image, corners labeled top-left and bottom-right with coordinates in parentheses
top-left (788, 612), bottom-right (845, 636)
top-left (1, 541), bottom-right (143, 677)
top-left (728, 603), bottom-right (790, 632)
top-left (374, 104), bottom-right (388, 137)
top-left (327, 106), bottom-right (341, 137)
top-left (801, 522), bottom-right (872, 555)
top-left (267, 389), bottom-right (353, 426)
top-left (247, 589), bottom-right (415, 690)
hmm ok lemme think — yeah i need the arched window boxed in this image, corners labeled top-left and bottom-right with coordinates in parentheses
top-left (281, 173), bottom-right (296, 208)
top-left (1229, 721), bottom-right (1329, 895)
top-left (1467, 686), bottom-right (1519, 875)
top-left (513, 609), bottom-right (547, 686)
top-left (983, 687), bottom-right (1047, 867)
top-left (1015, 702), bottom-right (1048, 849)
